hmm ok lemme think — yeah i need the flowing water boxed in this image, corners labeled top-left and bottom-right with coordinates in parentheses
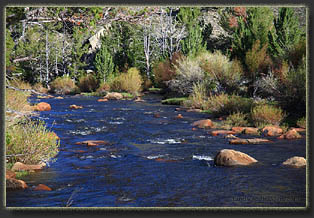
top-left (6, 94), bottom-right (306, 207)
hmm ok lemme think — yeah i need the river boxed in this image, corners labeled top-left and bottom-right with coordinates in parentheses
top-left (6, 94), bottom-right (306, 207)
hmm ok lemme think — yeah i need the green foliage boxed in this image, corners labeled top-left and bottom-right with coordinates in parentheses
top-left (296, 117), bottom-right (306, 129)
top-left (5, 29), bottom-right (15, 69)
top-left (188, 82), bottom-right (209, 109)
top-left (178, 7), bottom-right (206, 57)
top-left (77, 74), bottom-right (99, 92)
top-left (94, 42), bottom-right (114, 83)
top-left (268, 7), bottom-right (305, 60)
top-left (231, 7), bottom-right (274, 63)
top-left (68, 26), bottom-right (89, 80)
top-left (251, 104), bottom-right (286, 127)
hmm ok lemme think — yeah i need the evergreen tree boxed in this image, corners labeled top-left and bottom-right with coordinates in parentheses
top-left (268, 7), bottom-right (305, 59)
top-left (94, 37), bottom-right (114, 83)
top-left (231, 7), bottom-right (274, 62)
top-left (178, 7), bottom-right (206, 57)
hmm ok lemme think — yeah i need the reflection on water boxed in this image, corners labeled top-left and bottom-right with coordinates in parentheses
top-left (6, 94), bottom-right (306, 207)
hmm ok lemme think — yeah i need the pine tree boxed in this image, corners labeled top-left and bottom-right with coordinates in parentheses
top-left (94, 37), bottom-right (114, 83)
top-left (178, 7), bottom-right (206, 57)
top-left (268, 7), bottom-right (304, 59)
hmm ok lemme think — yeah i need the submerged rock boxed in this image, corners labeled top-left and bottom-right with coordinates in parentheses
top-left (69, 104), bottom-right (83, 109)
top-left (11, 162), bottom-right (46, 172)
top-left (35, 102), bottom-right (51, 111)
top-left (282, 156), bottom-right (306, 168)
top-left (229, 138), bottom-right (272, 144)
top-left (176, 114), bottom-right (183, 119)
top-left (262, 126), bottom-right (283, 137)
top-left (75, 140), bottom-right (110, 146)
top-left (104, 92), bottom-right (123, 100)
top-left (55, 96), bottom-right (64, 99)
top-left (214, 149), bottom-right (258, 166)
top-left (34, 184), bottom-right (52, 191)
top-left (192, 119), bottom-right (214, 129)
top-left (211, 130), bottom-right (236, 136)
top-left (97, 98), bottom-right (108, 102)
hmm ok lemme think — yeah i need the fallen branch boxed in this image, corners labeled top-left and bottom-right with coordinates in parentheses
top-left (6, 85), bottom-right (48, 96)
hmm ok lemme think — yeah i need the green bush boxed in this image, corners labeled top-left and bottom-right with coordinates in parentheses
top-left (49, 76), bottom-right (78, 95)
top-left (161, 97), bottom-right (188, 105)
top-left (6, 118), bottom-right (59, 164)
top-left (224, 112), bottom-right (249, 127)
top-left (206, 93), bottom-right (254, 117)
top-left (251, 104), bottom-right (286, 127)
top-left (77, 74), bottom-right (99, 92)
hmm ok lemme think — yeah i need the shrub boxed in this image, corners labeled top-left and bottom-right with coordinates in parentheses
top-left (197, 51), bottom-right (243, 93)
top-left (205, 93), bottom-right (254, 116)
top-left (110, 67), bottom-right (143, 96)
top-left (168, 56), bottom-right (205, 96)
top-left (245, 40), bottom-right (271, 78)
top-left (296, 117), bottom-right (306, 129)
top-left (32, 83), bottom-right (48, 94)
top-left (153, 52), bottom-right (184, 86)
top-left (96, 82), bottom-right (111, 95)
top-left (77, 74), bottom-right (99, 92)
top-left (188, 82), bottom-right (209, 109)
top-left (224, 112), bottom-right (249, 127)
top-left (6, 118), bottom-right (59, 164)
top-left (251, 104), bottom-right (286, 127)
top-left (49, 76), bottom-right (78, 95)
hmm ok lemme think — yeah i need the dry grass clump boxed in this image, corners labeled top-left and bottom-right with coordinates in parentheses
top-left (49, 76), bottom-right (79, 95)
top-left (32, 83), bottom-right (48, 94)
top-left (6, 118), bottom-right (59, 164)
top-left (110, 67), bottom-right (143, 96)
top-left (77, 74), bottom-right (99, 92)
top-left (251, 104), bottom-right (286, 127)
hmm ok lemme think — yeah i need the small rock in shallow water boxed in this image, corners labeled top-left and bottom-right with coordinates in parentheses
top-left (6, 178), bottom-right (28, 190)
top-left (75, 140), bottom-right (110, 146)
top-left (69, 104), bottom-right (83, 109)
top-left (192, 119), bottom-right (214, 129)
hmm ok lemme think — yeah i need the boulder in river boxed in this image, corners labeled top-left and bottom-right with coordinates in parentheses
top-left (282, 156), bottom-right (306, 168)
top-left (214, 149), bottom-right (258, 166)
top-left (231, 127), bottom-right (259, 135)
top-left (11, 162), bottom-right (46, 172)
top-left (6, 170), bottom-right (16, 179)
top-left (262, 126), bottom-right (283, 137)
top-left (55, 96), bottom-right (64, 99)
top-left (35, 102), bottom-right (51, 111)
top-left (97, 98), bottom-right (108, 102)
top-left (192, 119), bottom-right (214, 129)
top-left (176, 114), bottom-right (183, 119)
top-left (104, 92), bottom-right (123, 100)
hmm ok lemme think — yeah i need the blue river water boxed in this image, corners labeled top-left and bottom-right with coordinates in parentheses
top-left (6, 94), bottom-right (306, 207)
